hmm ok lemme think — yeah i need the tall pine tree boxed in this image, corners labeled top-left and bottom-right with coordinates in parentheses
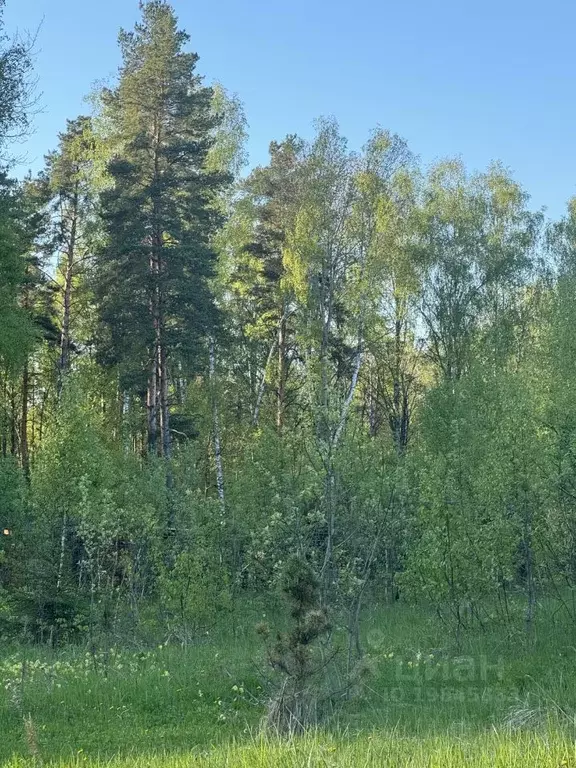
top-left (41, 116), bottom-right (99, 392)
top-left (96, 0), bottom-right (229, 457)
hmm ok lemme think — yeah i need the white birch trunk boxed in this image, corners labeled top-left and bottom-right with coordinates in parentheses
top-left (209, 337), bottom-right (225, 512)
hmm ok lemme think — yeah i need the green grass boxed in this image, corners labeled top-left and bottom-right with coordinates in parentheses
top-left (4, 731), bottom-right (576, 767)
top-left (2, 600), bottom-right (576, 765)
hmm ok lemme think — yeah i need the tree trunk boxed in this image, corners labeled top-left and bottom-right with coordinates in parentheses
top-left (209, 337), bottom-right (225, 513)
top-left (58, 191), bottom-right (78, 396)
top-left (10, 383), bottom-right (17, 457)
top-left (159, 341), bottom-right (171, 460)
top-left (392, 315), bottom-right (402, 453)
top-left (1, 372), bottom-right (7, 458)
top-left (147, 345), bottom-right (159, 455)
top-left (20, 362), bottom-right (29, 478)
top-left (148, 112), bottom-right (164, 457)
top-left (367, 366), bottom-right (379, 437)
top-left (277, 311), bottom-right (287, 433)
top-left (321, 344), bottom-right (364, 601)
top-left (523, 505), bottom-right (535, 636)
top-left (253, 337), bottom-right (277, 428)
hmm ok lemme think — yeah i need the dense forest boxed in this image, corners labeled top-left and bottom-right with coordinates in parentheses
top-left (4, 0), bottom-right (576, 751)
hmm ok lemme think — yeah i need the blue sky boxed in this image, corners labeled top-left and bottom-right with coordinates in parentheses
top-left (4, 0), bottom-right (575, 219)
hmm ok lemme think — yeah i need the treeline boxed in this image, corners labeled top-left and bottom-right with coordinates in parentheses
top-left (1, 0), bottom-right (576, 647)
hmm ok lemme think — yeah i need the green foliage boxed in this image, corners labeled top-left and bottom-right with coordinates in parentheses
top-left (0, 0), bottom-right (34, 154)
top-left (401, 356), bottom-right (547, 639)
top-left (0, 174), bottom-right (38, 369)
top-left (0, 458), bottom-right (28, 629)
top-left (23, 382), bottom-right (164, 641)
top-left (416, 160), bottom-right (541, 380)
top-left (158, 493), bottom-right (232, 643)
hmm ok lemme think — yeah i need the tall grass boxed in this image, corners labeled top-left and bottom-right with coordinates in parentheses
top-left (2, 600), bottom-right (576, 764)
top-left (4, 730), bottom-right (576, 767)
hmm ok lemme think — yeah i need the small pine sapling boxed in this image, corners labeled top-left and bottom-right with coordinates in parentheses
top-left (259, 555), bottom-right (332, 734)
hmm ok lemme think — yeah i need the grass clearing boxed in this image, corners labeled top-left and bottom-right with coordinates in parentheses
top-left (2, 600), bottom-right (576, 765)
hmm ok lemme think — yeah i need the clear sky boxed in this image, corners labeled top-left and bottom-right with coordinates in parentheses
top-left (4, 0), bottom-right (575, 219)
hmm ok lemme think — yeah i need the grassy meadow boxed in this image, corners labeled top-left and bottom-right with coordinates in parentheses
top-left (2, 600), bottom-right (576, 766)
